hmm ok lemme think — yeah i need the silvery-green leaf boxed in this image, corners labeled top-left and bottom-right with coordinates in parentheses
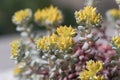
top-left (78, 26), bottom-right (85, 31)
top-left (49, 72), bottom-right (54, 78)
top-left (78, 37), bottom-right (86, 41)
top-left (86, 33), bottom-right (93, 39)
top-left (16, 26), bottom-right (25, 31)
top-left (21, 32), bottom-right (28, 37)
top-left (64, 55), bottom-right (71, 60)
top-left (50, 55), bottom-right (57, 60)
top-left (82, 42), bottom-right (89, 50)
top-left (50, 66), bottom-right (57, 72)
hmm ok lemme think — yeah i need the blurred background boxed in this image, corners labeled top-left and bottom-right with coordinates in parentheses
top-left (0, 0), bottom-right (119, 79)
top-left (0, 0), bottom-right (118, 35)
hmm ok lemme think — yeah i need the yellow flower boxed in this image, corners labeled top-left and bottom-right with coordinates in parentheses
top-left (14, 62), bottom-right (25, 76)
top-left (80, 70), bottom-right (104, 80)
top-left (75, 6), bottom-right (102, 26)
top-left (94, 75), bottom-right (105, 80)
top-left (34, 5), bottom-right (63, 25)
top-left (108, 9), bottom-right (120, 19)
top-left (58, 36), bottom-right (74, 51)
top-left (12, 9), bottom-right (32, 25)
top-left (36, 33), bottom-right (58, 51)
top-left (36, 36), bottom-right (50, 50)
top-left (87, 60), bottom-right (103, 74)
top-left (57, 25), bottom-right (77, 37)
top-left (36, 33), bottom-right (74, 51)
top-left (11, 40), bottom-right (20, 58)
top-left (79, 60), bottom-right (104, 80)
top-left (79, 70), bottom-right (90, 80)
top-left (49, 33), bottom-right (58, 45)
top-left (112, 35), bottom-right (120, 48)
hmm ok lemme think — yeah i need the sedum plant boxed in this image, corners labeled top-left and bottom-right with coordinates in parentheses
top-left (10, 0), bottom-right (120, 80)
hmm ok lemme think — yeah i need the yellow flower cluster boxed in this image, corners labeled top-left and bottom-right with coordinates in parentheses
top-left (112, 35), bottom-right (120, 48)
top-left (36, 33), bottom-right (58, 50)
top-left (14, 62), bottom-right (25, 76)
top-left (79, 60), bottom-right (104, 80)
top-left (11, 40), bottom-right (20, 58)
top-left (58, 36), bottom-right (74, 50)
top-left (36, 25), bottom-right (76, 51)
top-left (75, 6), bottom-right (102, 26)
top-left (34, 5), bottom-right (63, 25)
top-left (12, 9), bottom-right (32, 25)
top-left (57, 25), bottom-right (77, 37)
top-left (108, 9), bottom-right (120, 19)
